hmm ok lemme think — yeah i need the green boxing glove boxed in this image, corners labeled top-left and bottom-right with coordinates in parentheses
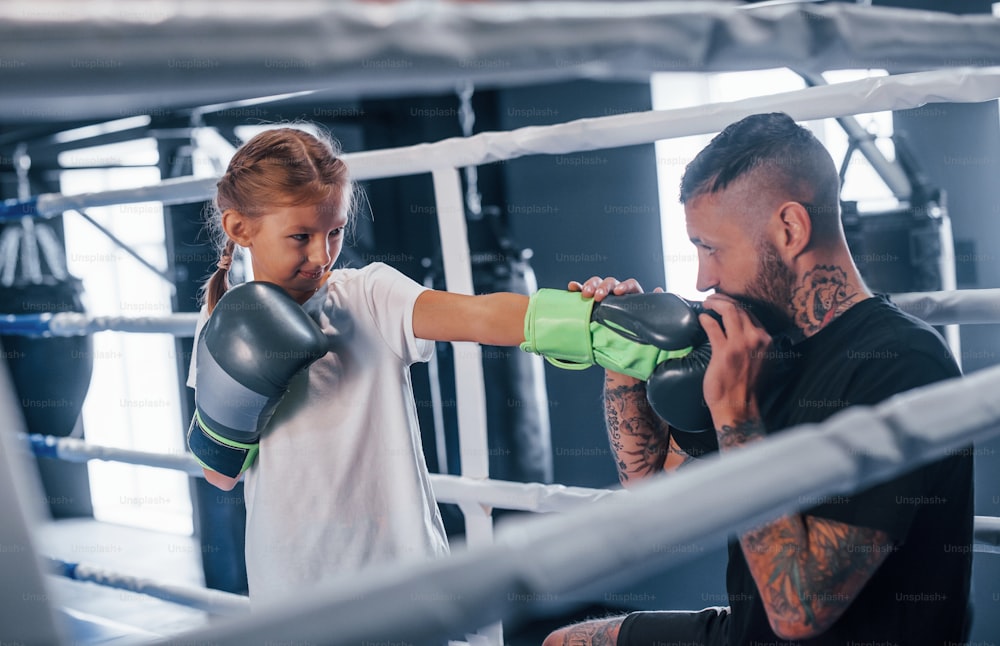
top-left (520, 288), bottom-right (705, 380)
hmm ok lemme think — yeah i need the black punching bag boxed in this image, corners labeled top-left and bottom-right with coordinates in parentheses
top-left (0, 276), bottom-right (94, 438)
top-left (0, 212), bottom-right (95, 519)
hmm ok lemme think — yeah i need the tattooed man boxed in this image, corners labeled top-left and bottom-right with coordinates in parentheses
top-left (547, 113), bottom-right (972, 646)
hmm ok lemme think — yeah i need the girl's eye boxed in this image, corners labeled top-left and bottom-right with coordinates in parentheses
top-left (329, 228), bottom-right (344, 237)
top-left (290, 234), bottom-right (309, 242)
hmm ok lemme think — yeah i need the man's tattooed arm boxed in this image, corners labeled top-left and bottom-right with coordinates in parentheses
top-left (717, 416), bottom-right (891, 640)
top-left (740, 514), bottom-right (892, 640)
top-left (604, 373), bottom-right (692, 485)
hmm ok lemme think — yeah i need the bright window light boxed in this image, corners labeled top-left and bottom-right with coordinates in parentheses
top-left (60, 159), bottom-right (193, 536)
top-left (57, 137), bottom-right (159, 169)
top-left (819, 69), bottom-right (896, 212)
top-left (651, 68), bottom-right (895, 298)
top-left (190, 127), bottom-right (238, 177)
top-left (52, 115), bottom-right (151, 145)
top-left (234, 122), bottom-right (323, 144)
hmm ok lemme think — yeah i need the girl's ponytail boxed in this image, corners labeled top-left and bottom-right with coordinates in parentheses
top-left (205, 238), bottom-right (236, 314)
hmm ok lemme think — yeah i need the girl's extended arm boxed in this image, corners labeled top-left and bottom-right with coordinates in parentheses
top-left (412, 290), bottom-right (529, 346)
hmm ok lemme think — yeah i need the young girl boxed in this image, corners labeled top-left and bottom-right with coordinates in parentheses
top-left (186, 126), bottom-right (529, 606)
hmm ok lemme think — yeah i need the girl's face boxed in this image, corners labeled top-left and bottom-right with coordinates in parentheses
top-left (231, 196), bottom-right (348, 304)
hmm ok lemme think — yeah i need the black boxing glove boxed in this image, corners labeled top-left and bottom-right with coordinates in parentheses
top-left (646, 340), bottom-right (713, 433)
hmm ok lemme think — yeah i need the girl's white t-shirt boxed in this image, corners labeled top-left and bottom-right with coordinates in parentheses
top-left (188, 262), bottom-right (448, 606)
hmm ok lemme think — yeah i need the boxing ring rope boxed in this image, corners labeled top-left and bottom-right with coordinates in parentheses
top-left (20, 428), bottom-right (1000, 553)
top-left (889, 289), bottom-right (1000, 326)
top-left (46, 557), bottom-right (250, 617)
top-left (0, 312), bottom-right (201, 338)
top-left (3, 66), bottom-right (1000, 223)
top-left (6, 288), bottom-right (1000, 338)
top-left (21, 433), bottom-right (624, 515)
top-left (154, 362), bottom-right (1000, 646)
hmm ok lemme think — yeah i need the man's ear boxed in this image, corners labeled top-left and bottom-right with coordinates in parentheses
top-left (776, 201), bottom-right (812, 260)
top-left (221, 209), bottom-right (252, 247)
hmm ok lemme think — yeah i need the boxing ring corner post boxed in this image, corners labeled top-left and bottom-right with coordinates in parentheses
top-left (431, 165), bottom-right (502, 645)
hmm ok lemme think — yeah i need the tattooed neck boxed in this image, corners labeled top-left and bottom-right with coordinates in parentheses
top-left (790, 265), bottom-right (865, 337)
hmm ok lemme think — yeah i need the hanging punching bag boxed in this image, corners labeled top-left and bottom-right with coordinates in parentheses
top-left (2, 148), bottom-right (95, 519)
top-left (0, 275), bottom-right (93, 438)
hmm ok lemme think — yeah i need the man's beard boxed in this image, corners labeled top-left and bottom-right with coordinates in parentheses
top-left (731, 241), bottom-right (797, 335)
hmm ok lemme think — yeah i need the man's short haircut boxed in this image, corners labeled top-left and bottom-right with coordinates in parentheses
top-left (679, 112), bottom-right (841, 236)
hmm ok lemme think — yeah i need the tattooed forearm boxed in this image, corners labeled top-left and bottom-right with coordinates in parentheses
top-left (604, 380), bottom-right (670, 483)
top-left (553, 617), bottom-right (624, 646)
top-left (716, 416), bottom-right (767, 450)
top-left (740, 515), bottom-right (891, 639)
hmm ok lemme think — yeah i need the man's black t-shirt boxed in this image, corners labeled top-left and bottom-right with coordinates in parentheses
top-left (672, 295), bottom-right (974, 645)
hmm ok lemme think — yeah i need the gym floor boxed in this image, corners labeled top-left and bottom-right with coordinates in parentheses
top-left (35, 518), bottom-right (212, 639)
top-left (33, 517), bottom-right (635, 644)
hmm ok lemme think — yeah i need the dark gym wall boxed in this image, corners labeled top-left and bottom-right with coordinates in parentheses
top-left (496, 80), bottom-right (728, 614)
top-left (496, 80), bottom-right (663, 489)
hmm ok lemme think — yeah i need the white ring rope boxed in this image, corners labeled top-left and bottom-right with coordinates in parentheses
top-left (22, 432), bottom-right (1000, 551)
top-left (47, 557), bottom-right (250, 617)
top-left (156, 363), bottom-right (1000, 646)
top-left (21, 434), bottom-right (621, 515)
top-left (1, 288), bottom-right (997, 338)
top-left (0, 312), bottom-right (201, 337)
top-left (890, 289), bottom-right (1000, 326)
top-left (13, 67), bottom-right (1000, 218)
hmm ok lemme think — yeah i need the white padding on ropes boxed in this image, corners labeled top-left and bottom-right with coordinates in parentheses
top-left (40, 312), bottom-right (200, 337)
top-left (891, 289), bottom-right (1000, 326)
top-left (30, 434), bottom-right (206, 478)
top-left (35, 430), bottom-right (1000, 550)
top-left (29, 67), bottom-right (1000, 217)
top-left (431, 473), bottom-right (624, 513)
top-left (8, 291), bottom-right (999, 342)
top-left (157, 364), bottom-right (1000, 646)
top-left (2, 2), bottom-right (1000, 121)
top-left (36, 177), bottom-right (219, 219)
top-left (50, 558), bottom-right (250, 616)
top-left (25, 433), bottom-right (619, 513)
